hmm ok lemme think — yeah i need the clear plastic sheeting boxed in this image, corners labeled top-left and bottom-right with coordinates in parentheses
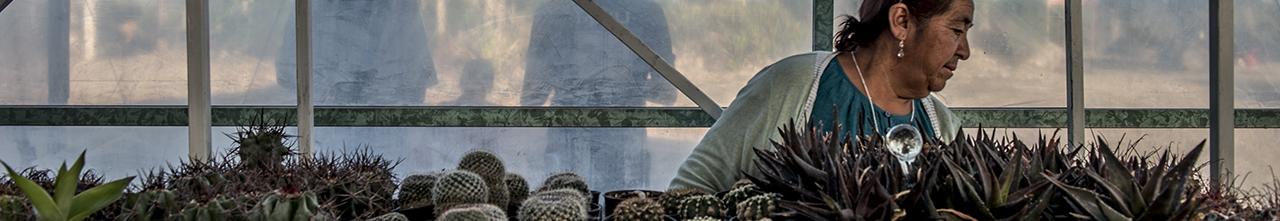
top-left (1084, 1), bottom-right (1209, 108)
top-left (1235, 129), bottom-right (1280, 189)
top-left (0, 126), bottom-right (189, 179)
top-left (0, 0), bottom-right (188, 105)
top-left (835, 0), bottom-right (1067, 107)
top-left (1234, 0), bottom-right (1280, 108)
top-left (304, 127), bottom-right (706, 192)
top-left (210, 0), bottom-right (297, 105)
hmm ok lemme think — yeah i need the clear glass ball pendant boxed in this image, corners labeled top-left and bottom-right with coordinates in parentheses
top-left (885, 124), bottom-right (923, 174)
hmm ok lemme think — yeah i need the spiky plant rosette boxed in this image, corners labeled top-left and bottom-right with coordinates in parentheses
top-left (746, 120), bottom-right (916, 220)
top-left (225, 113), bottom-right (296, 170)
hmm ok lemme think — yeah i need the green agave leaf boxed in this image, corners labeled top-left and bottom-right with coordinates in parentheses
top-left (67, 176), bottom-right (134, 221)
top-left (55, 151), bottom-right (88, 214)
top-left (1094, 137), bottom-right (1140, 207)
top-left (1044, 172), bottom-right (1124, 220)
top-left (3, 162), bottom-right (65, 221)
top-left (1082, 169), bottom-right (1133, 216)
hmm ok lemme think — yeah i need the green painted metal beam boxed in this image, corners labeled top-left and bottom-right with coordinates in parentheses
top-left (0, 106), bottom-right (1278, 128)
top-left (813, 0), bottom-right (834, 51)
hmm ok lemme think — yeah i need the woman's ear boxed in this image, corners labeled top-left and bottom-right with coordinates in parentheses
top-left (887, 3), bottom-right (912, 41)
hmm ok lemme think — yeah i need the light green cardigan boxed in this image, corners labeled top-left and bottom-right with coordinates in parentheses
top-left (668, 51), bottom-right (962, 192)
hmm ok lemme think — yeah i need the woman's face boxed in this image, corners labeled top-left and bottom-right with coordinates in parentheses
top-left (892, 0), bottom-right (973, 98)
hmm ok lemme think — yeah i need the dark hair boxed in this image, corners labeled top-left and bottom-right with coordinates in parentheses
top-left (834, 0), bottom-right (956, 51)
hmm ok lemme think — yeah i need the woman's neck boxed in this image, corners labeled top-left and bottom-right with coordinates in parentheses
top-left (843, 49), bottom-right (915, 115)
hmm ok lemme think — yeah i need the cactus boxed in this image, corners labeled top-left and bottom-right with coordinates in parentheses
top-left (610, 197), bottom-right (664, 221)
top-left (677, 195), bottom-right (725, 219)
top-left (119, 189), bottom-right (181, 221)
top-left (735, 194), bottom-right (778, 220)
top-left (732, 179), bottom-right (754, 189)
top-left (519, 193), bottom-right (589, 221)
top-left (367, 212), bottom-right (409, 221)
top-left (539, 172), bottom-right (589, 196)
top-left (457, 150), bottom-right (509, 207)
top-left (1, 195), bottom-right (33, 220)
top-left (177, 197), bottom-right (234, 221)
top-left (437, 203), bottom-right (507, 221)
top-left (659, 188), bottom-right (707, 218)
top-left (226, 118), bottom-right (294, 169)
top-left (505, 173), bottom-right (530, 211)
top-left (432, 170), bottom-right (491, 215)
top-left (397, 173), bottom-right (439, 209)
top-left (248, 189), bottom-right (335, 221)
top-left (721, 184), bottom-right (761, 215)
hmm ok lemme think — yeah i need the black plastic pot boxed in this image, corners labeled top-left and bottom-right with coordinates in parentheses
top-left (602, 190), bottom-right (665, 217)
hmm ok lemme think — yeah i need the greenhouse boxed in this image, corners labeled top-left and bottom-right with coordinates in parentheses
top-left (0, 0), bottom-right (1278, 220)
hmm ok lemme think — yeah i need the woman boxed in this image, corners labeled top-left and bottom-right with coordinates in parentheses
top-left (670, 0), bottom-right (974, 192)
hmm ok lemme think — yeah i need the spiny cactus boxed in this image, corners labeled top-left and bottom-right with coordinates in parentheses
top-left (178, 197), bottom-right (238, 221)
top-left (432, 170), bottom-right (490, 215)
top-left (685, 216), bottom-right (721, 221)
top-left (367, 212), bottom-right (409, 221)
top-left (119, 189), bottom-right (181, 221)
top-left (397, 173), bottom-right (439, 209)
top-left (226, 115), bottom-right (294, 169)
top-left (457, 150), bottom-right (509, 207)
top-left (677, 194), bottom-right (725, 219)
top-left (659, 188), bottom-right (707, 218)
top-left (505, 173), bottom-right (530, 211)
top-left (248, 189), bottom-right (335, 221)
top-left (539, 172), bottom-right (589, 196)
top-left (437, 203), bottom-right (507, 221)
top-left (519, 193), bottom-right (589, 221)
top-left (721, 184), bottom-right (761, 215)
top-left (732, 179), bottom-right (755, 189)
top-left (610, 197), bottom-right (664, 221)
top-left (0, 195), bottom-right (32, 220)
top-left (735, 193), bottom-right (778, 220)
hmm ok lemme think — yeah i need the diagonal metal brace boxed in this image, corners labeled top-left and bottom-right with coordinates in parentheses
top-left (572, 0), bottom-right (724, 120)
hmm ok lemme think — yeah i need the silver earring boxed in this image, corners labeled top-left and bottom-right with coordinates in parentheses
top-left (897, 40), bottom-right (905, 58)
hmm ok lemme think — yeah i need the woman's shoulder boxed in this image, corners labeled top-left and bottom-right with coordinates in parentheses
top-left (750, 51), bottom-right (835, 81)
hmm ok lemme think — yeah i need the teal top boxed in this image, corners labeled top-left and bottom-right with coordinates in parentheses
top-left (809, 60), bottom-right (936, 139)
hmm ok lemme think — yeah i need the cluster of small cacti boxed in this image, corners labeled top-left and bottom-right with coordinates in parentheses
top-left (431, 170), bottom-right (491, 215)
top-left (721, 183), bottom-right (761, 215)
top-left (458, 150), bottom-right (511, 207)
top-left (539, 172), bottom-right (590, 196)
top-left (397, 173), bottom-right (439, 209)
top-left (659, 188), bottom-right (708, 219)
top-left (519, 191), bottom-right (589, 221)
top-left (677, 194), bottom-right (725, 219)
top-left (610, 197), bottom-right (665, 221)
top-left (438, 203), bottom-right (508, 221)
top-left (118, 189), bottom-right (181, 221)
top-left (177, 197), bottom-right (241, 221)
top-left (505, 173), bottom-right (530, 212)
top-left (248, 189), bottom-right (336, 221)
top-left (735, 193), bottom-right (779, 220)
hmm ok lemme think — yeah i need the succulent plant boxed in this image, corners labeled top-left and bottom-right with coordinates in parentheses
top-left (1, 194), bottom-right (33, 220)
top-left (677, 194), bottom-right (725, 219)
top-left (366, 212), bottom-right (409, 221)
top-left (735, 193), bottom-right (778, 220)
top-left (432, 170), bottom-right (490, 215)
top-left (505, 173), bottom-right (530, 211)
top-left (248, 189), bottom-right (335, 221)
top-left (720, 184), bottom-right (761, 215)
top-left (304, 150), bottom-right (399, 220)
top-left (226, 116), bottom-right (295, 170)
top-left (457, 150), bottom-right (509, 207)
top-left (437, 203), bottom-right (507, 221)
top-left (732, 179), bottom-right (754, 190)
top-left (539, 172), bottom-right (589, 196)
top-left (610, 197), bottom-right (664, 221)
top-left (519, 193), bottom-right (589, 221)
top-left (397, 173), bottom-right (439, 209)
top-left (118, 189), bottom-right (180, 221)
top-left (177, 197), bottom-right (238, 221)
top-left (659, 188), bottom-right (707, 218)
top-left (684, 216), bottom-right (720, 221)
